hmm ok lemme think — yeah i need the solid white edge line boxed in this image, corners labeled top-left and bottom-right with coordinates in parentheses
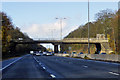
top-left (1, 57), bottom-right (22, 71)
top-left (1, 54), bottom-right (29, 71)
top-left (109, 72), bottom-right (119, 76)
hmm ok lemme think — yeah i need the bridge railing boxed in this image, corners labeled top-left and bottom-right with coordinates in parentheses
top-left (11, 38), bottom-right (108, 42)
top-left (64, 38), bottom-right (108, 40)
top-left (33, 38), bottom-right (61, 40)
top-left (11, 38), bottom-right (61, 41)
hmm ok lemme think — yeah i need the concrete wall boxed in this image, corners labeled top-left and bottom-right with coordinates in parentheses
top-left (55, 53), bottom-right (120, 62)
top-left (87, 54), bottom-right (119, 62)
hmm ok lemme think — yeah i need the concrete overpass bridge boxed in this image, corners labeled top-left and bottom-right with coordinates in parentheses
top-left (10, 38), bottom-right (112, 54)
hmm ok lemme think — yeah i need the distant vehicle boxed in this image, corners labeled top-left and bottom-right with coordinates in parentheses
top-left (79, 52), bottom-right (83, 54)
top-left (101, 53), bottom-right (106, 54)
top-left (43, 52), bottom-right (47, 56)
top-left (39, 51), bottom-right (42, 53)
top-left (46, 52), bottom-right (53, 56)
top-left (30, 51), bottom-right (36, 55)
top-left (72, 51), bottom-right (77, 54)
top-left (30, 51), bottom-right (34, 54)
top-left (36, 53), bottom-right (40, 56)
top-left (63, 51), bottom-right (67, 54)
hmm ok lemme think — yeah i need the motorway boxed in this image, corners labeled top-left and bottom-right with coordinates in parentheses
top-left (1, 54), bottom-right (120, 80)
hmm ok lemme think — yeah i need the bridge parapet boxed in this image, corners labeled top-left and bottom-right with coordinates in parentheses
top-left (64, 38), bottom-right (108, 40)
top-left (11, 38), bottom-right (109, 43)
top-left (10, 38), bottom-right (111, 54)
top-left (33, 38), bottom-right (61, 40)
top-left (63, 38), bottom-right (108, 43)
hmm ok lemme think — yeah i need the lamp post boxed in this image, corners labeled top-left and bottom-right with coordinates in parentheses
top-left (55, 17), bottom-right (66, 40)
top-left (55, 17), bottom-right (66, 53)
top-left (88, 0), bottom-right (90, 54)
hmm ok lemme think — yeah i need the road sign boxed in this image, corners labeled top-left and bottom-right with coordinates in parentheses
top-left (69, 47), bottom-right (71, 50)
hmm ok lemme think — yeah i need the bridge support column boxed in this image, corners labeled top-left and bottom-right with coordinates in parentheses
top-left (95, 43), bottom-right (101, 54)
top-left (54, 44), bottom-right (58, 53)
top-left (95, 43), bottom-right (112, 54)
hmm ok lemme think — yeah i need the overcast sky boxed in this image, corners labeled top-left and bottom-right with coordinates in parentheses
top-left (1, 1), bottom-right (118, 49)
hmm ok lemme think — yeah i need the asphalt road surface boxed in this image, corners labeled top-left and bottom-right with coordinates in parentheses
top-left (1, 54), bottom-right (120, 80)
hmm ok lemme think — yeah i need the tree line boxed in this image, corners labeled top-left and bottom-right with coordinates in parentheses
top-left (62, 9), bottom-right (120, 54)
top-left (0, 12), bottom-right (46, 59)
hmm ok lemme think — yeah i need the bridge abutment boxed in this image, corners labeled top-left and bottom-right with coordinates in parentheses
top-left (95, 43), bottom-right (101, 54)
top-left (54, 44), bottom-right (59, 53)
top-left (95, 43), bottom-right (112, 54)
top-left (100, 43), bottom-right (112, 54)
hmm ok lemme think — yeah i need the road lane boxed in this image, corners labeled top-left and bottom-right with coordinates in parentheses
top-left (45, 56), bottom-right (119, 73)
top-left (2, 57), bottom-right (22, 69)
top-left (35, 56), bottom-right (119, 78)
top-left (1, 54), bottom-right (30, 70)
top-left (2, 54), bottom-right (120, 79)
top-left (2, 55), bottom-right (50, 79)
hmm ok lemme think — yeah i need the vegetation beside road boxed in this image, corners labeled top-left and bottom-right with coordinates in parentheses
top-left (0, 12), bottom-right (46, 59)
top-left (62, 9), bottom-right (120, 54)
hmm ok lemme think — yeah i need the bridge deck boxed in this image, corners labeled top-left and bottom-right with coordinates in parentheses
top-left (12, 38), bottom-right (108, 44)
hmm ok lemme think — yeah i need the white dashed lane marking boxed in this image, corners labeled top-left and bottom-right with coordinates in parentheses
top-left (50, 74), bottom-right (56, 78)
top-left (109, 72), bottom-right (119, 76)
top-left (43, 67), bottom-right (46, 69)
top-left (83, 65), bottom-right (88, 68)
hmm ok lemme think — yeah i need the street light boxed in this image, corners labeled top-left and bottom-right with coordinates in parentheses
top-left (55, 17), bottom-right (66, 53)
top-left (88, 0), bottom-right (90, 54)
top-left (55, 17), bottom-right (66, 40)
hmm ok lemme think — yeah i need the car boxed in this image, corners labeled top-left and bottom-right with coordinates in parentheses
top-left (63, 51), bottom-right (67, 54)
top-left (46, 52), bottom-right (53, 56)
top-left (30, 51), bottom-right (34, 54)
top-left (43, 52), bottom-right (47, 56)
top-left (72, 51), bottom-right (77, 54)
top-left (79, 52), bottom-right (83, 54)
top-left (36, 53), bottom-right (40, 56)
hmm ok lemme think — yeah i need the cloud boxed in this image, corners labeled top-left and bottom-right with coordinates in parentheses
top-left (21, 21), bottom-right (78, 50)
top-left (25, 24), bottom-right (39, 33)
top-left (22, 21), bottom-right (67, 39)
